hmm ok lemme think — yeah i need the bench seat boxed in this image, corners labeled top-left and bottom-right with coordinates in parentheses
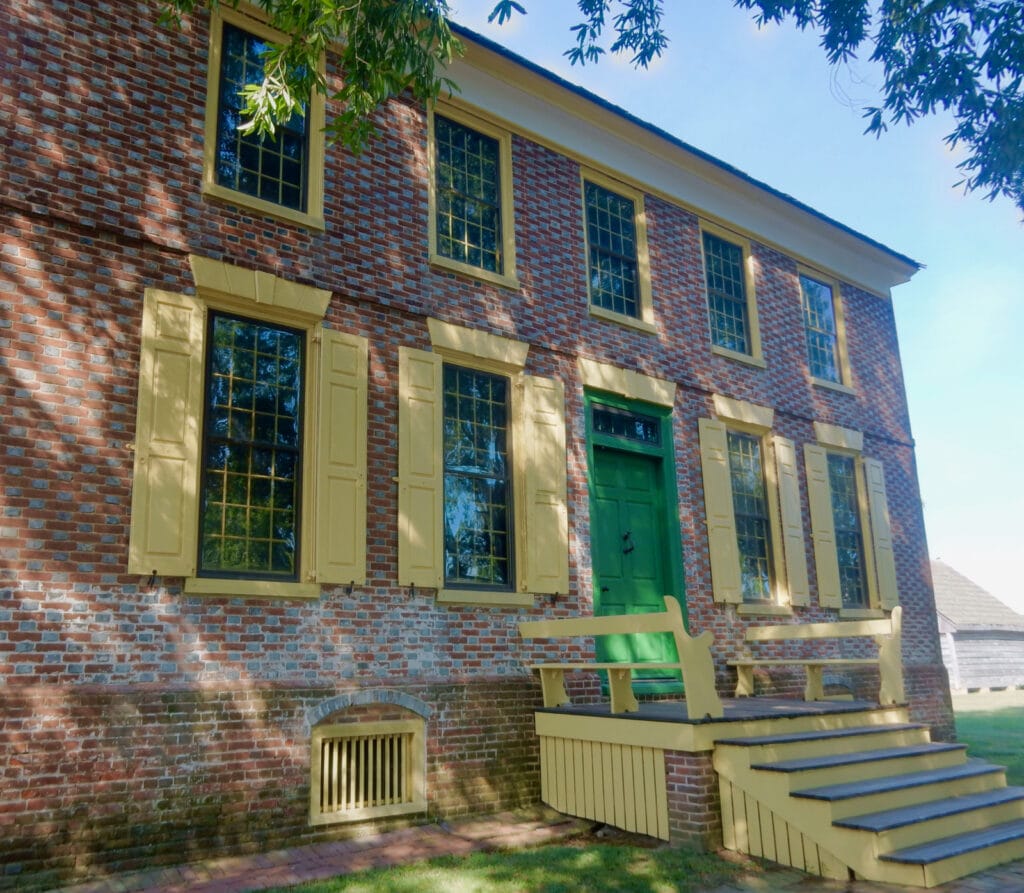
top-left (531, 662), bottom-right (685, 714)
top-left (728, 658), bottom-right (880, 701)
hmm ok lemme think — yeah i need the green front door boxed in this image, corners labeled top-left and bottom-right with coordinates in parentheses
top-left (591, 444), bottom-right (681, 688)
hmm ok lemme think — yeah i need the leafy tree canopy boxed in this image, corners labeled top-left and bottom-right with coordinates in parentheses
top-left (162, 0), bottom-right (1024, 212)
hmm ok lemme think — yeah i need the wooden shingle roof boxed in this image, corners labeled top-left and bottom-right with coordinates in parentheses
top-left (931, 561), bottom-right (1024, 632)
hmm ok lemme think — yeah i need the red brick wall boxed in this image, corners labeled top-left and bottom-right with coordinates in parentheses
top-left (1, 0), bottom-right (950, 885)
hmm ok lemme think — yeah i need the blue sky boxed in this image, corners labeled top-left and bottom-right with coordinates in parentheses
top-left (451, 1), bottom-right (1024, 614)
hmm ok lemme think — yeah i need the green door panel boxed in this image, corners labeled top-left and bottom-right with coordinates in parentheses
top-left (591, 446), bottom-right (680, 684)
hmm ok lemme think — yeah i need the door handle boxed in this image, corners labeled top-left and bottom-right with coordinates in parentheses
top-left (600, 586), bottom-right (610, 592)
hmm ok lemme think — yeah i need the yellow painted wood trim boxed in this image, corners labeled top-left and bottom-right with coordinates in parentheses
top-left (804, 443), bottom-right (842, 609)
top-left (201, 6), bottom-right (326, 231)
top-left (189, 255), bottom-right (331, 322)
top-left (521, 375), bottom-right (569, 594)
top-left (588, 304), bottom-right (659, 334)
top-left (698, 418), bottom-right (743, 604)
top-left (128, 290), bottom-right (204, 578)
top-left (736, 603), bottom-right (794, 618)
top-left (426, 317), bottom-right (529, 371)
top-left (813, 422), bottom-right (863, 452)
top-left (811, 377), bottom-right (856, 395)
top-left (397, 347), bottom-right (444, 589)
top-left (744, 617), bottom-right (897, 640)
top-left (577, 357), bottom-right (675, 407)
top-left (184, 578), bottom-right (320, 599)
top-left (315, 329), bottom-right (369, 585)
top-left (711, 345), bottom-right (768, 368)
top-left (712, 394), bottom-right (774, 431)
top-left (437, 588), bottom-right (534, 607)
top-left (580, 167), bottom-right (654, 328)
top-left (773, 435), bottom-right (810, 607)
top-left (427, 103), bottom-right (518, 284)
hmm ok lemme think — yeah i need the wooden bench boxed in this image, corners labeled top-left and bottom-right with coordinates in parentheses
top-left (728, 606), bottom-right (904, 705)
top-left (518, 595), bottom-right (724, 721)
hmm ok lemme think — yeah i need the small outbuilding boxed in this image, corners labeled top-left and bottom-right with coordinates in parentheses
top-left (932, 560), bottom-right (1024, 691)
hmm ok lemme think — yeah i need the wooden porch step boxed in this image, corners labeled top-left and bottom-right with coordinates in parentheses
top-left (881, 818), bottom-right (1024, 865)
top-left (716, 724), bottom-right (929, 761)
top-left (835, 787), bottom-right (1024, 833)
top-left (749, 741), bottom-right (962, 786)
top-left (716, 723), bottom-right (927, 748)
top-left (793, 760), bottom-right (1006, 803)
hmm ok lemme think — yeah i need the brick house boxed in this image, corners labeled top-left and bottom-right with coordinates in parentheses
top-left (1, 1), bottom-right (954, 887)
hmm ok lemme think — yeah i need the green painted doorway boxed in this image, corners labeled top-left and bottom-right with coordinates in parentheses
top-left (587, 396), bottom-right (686, 694)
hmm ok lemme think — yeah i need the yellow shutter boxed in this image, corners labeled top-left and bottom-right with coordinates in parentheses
top-left (521, 375), bottom-right (569, 594)
top-left (127, 289), bottom-right (204, 576)
top-left (773, 436), bottom-right (809, 607)
top-left (804, 444), bottom-right (842, 609)
top-left (698, 418), bottom-right (741, 604)
top-left (864, 457), bottom-right (899, 609)
top-left (316, 329), bottom-right (368, 585)
top-left (397, 347), bottom-right (443, 588)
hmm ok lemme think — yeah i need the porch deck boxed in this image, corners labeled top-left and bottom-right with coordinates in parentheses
top-left (532, 696), bottom-right (1024, 886)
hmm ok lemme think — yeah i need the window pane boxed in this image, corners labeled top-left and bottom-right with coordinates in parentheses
top-left (591, 404), bottom-right (660, 445)
top-left (703, 232), bottom-right (750, 354)
top-left (442, 365), bottom-right (512, 588)
top-left (216, 23), bottom-right (309, 212)
top-left (199, 313), bottom-right (304, 579)
top-left (801, 274), bottom-right (841, 382)
top-left (827, 453), bottom-right (868, 608)
top-left (434, 116), bottom-right (503, 273)
top-left (727, 431), bottom-right (773, 602)
top-left (585, 181), bottom-right (639, 317)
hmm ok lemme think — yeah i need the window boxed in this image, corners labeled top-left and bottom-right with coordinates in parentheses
top-left (727, 431), bottom-right (774, 603)
top-left (397, 319), bottom-right (567, 606)
top-left (442, 365), bottom-right (513, 589)
top-left (310, 719), bottom-right (426, 825)
top-left (202, 8), bottom-right (326, 229)
top-left (698, 396), bottom-right (809, 609)
top-left (804, 423), bottom-right (899, 613)
top-left (800, 270), bottom-right (850, 387)
top-left (128, 256), bottom-right (367, 598)
top-left (582, 172), bottom-right (654, 332)
top-left (827, 452), bottom-right (869, 609)
top-left (198, 313), bottom-right (304, 580)
top-left (428, 109), bottom-right (517, 288)
top-left (700, 224), bottom-right (762, 364)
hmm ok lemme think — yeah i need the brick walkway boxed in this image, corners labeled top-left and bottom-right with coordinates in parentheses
top-left (48, 809), bottom-right (1024, 893)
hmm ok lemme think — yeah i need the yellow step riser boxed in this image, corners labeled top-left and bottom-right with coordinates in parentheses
top-left (720, 728), bottom-right (932, 765)
top-left (921, 835), bottom-right (1024, 888)
top-left (710, 707), bottom-right (912, 743)
top-left (776, 749), bottom-right (968, 791)
top-left (873, 798), bottom-right (1024, 853)
top-left (825, 770), bottom-right (1008, 821)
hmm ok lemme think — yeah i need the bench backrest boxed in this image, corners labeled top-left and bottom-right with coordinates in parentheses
top-left (518, 596), bottom-right (724, 720)
top-left (744, 606), bottom-right (901, 643)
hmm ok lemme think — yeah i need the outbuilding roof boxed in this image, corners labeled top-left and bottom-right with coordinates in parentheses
top-left (931, 560), bottom-right (1024, 632)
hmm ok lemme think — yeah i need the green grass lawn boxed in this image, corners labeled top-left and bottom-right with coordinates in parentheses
top-left (265, 843), bottom-right (747, 893)
top-left (955, 706), bottom-right (1024, 786)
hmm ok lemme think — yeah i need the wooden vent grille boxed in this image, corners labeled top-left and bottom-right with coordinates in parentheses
top-left (310, 719), bottom-right (426, 825)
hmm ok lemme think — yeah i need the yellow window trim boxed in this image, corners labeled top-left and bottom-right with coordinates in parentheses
top-left (580, 167), bottom-right (655, 329)
top-left (712, 394), bottom-right (774, 432)
top-left (427, 103), bottom-right (519, 290)
top-left (201, 5), bottom-right (326, 231)
top-left (184, 579), bottom-right (321, 599)
top-left (813, 422), bottom-right (863, 452)
top-left (426, 317), bottom-right (528, 372)
top-left (798, 265), bottom-right (853, 389)
top-left (438, 588), bottom-right (535, 608)
top-left (700, 220), bottom-right (763, 363)
top-left (736, 603), bottom-right (794, 618)
top-left (577, 357), bottom-right (675, 407)
top-left (128, 258), bottom-right (369, 598)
